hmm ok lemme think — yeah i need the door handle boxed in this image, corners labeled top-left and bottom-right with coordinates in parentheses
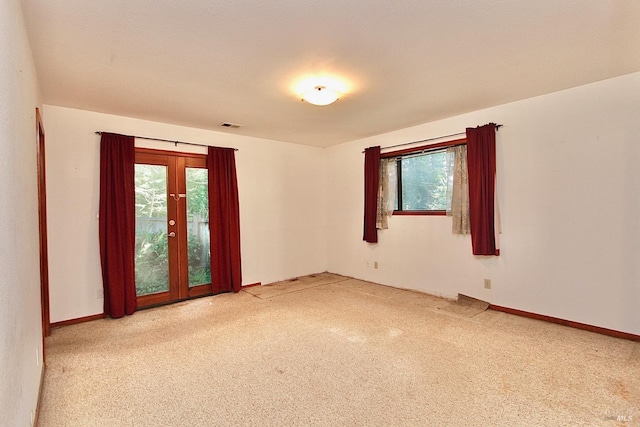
top-left (168, 231), bottom-right (176, 238)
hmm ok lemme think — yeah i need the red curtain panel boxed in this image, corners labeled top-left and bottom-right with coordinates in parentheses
top-left (207, 147), bottom-right (242, 293)
top-left (363, 146), bottom-right (381, 243)
top-left (99, 133), bottom-right (137, 317)
top-left (466, 124), bottom-right (499, 256)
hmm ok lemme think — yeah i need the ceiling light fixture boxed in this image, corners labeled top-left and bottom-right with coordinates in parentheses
top-left (301, 85), bottom-right (341, 106)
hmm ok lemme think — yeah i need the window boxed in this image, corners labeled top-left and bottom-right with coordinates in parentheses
top-left (396, 149), bottom-right (448, 212)
top-left (383, 138), bottom-right (464, 215)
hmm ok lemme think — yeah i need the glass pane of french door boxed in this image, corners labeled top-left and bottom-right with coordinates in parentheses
top-left (134, 164), bottom-right (170, 296)
top-left (186, 167), bottom-right (211, 287)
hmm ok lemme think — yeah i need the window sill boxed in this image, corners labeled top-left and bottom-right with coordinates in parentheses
top-left (392, 210), bottom-right (447, 216)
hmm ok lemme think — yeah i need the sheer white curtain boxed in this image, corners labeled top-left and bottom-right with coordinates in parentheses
top-left (376, 158), bottom-right (396, 230)
top-left (446, 145), bottom-right (470, 234)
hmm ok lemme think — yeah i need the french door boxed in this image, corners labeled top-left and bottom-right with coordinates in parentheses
top-left (134, 149), bottom-right (211, 307)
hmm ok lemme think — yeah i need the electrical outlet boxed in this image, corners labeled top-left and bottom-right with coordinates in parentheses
top-left (366, 261), bottom-right (370, 268)
top-left (374, 261), bottom-right (379, 269)
top-left (484, 279), bottom-right (491, 289)
top-left (97, 288), bottom-right (104, 299)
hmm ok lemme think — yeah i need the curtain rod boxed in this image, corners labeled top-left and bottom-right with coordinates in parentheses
top-left (368, 124), bottom-right (503, 153)
top-left (95, 131), bottom-right (239, 151)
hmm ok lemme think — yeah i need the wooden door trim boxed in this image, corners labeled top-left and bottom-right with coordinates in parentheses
top-left (36, 108), bottom-right (50, 345)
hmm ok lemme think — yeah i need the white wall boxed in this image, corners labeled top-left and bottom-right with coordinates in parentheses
top-left (0, 0), bottom-right (43, 425)
top-left (43, 106), bottom-right (327, 323)
top-left (326, 72), bottom-right (640, 336)
top-left (43, 73), bottom-right (640, 337)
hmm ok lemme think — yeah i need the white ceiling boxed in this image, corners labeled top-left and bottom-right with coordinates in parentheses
top-left (21, 0), bottom-right (640, 147)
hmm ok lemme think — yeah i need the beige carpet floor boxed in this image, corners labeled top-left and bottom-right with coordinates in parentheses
top-left (38, 273), bottom-right (640, 426)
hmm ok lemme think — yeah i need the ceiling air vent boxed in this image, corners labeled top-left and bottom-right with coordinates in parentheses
top-left (219, 122), bottom-right (243, 129)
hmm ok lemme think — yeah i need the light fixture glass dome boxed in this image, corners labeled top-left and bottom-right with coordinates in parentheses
top-left (302, 86), bottom-right (340, 106)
